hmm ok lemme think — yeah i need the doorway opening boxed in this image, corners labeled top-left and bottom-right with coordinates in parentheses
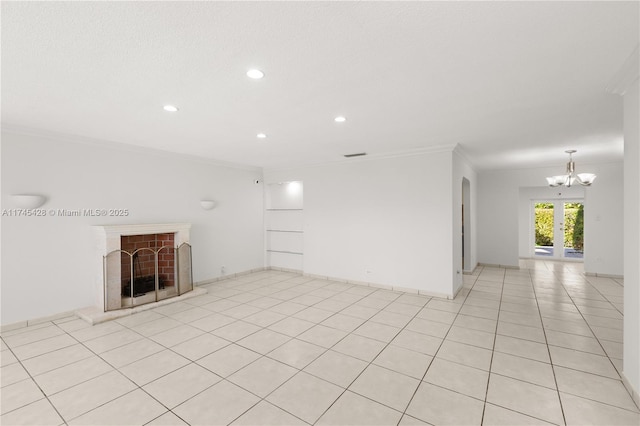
top-left (533, 200), bottom-right (584, 260)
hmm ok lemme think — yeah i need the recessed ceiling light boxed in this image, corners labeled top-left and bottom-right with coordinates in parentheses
top-left (334, 116), bottom-right (346, 122)
top-left (247, 69), bottom-right (264, 79)
top-left (163, 105), bottom-right (179, 112)
top-left (256, 133), bottom-right (267, 139)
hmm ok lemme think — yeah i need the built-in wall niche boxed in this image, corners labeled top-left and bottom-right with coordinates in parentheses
top-left (265, 181), bottom-right (303, 271)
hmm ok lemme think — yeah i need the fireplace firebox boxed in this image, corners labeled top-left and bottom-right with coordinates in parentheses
top-left (95, 223), bottom-right (192, 312)
top-left (120, 233), bottom-right (175, 298)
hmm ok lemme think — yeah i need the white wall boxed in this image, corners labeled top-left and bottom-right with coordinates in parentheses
top-left (623, 78), bottom-right (640, 401)
top-left (264, 150), bottom-right (456, 297)
top-left (583, 163), bottom-right (624, 275)
top-left (477, 170), bottom-right (519, 267)
top-left (478, 163), bottom-right (623, 275)
top-left (1, 129), bottom-right (264, 325)
top-left (452, 150), bottom-right (478, 292)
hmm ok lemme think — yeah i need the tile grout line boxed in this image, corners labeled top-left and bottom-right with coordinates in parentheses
top-left (548, 273), bottom-right (620, 358)
top-left (3, 266), bottom-right (637, 425)
top-left (491, 272), bottom-right (569, 424)
top-left (49, 301), bottom-right (251, 424)
top-left (207, 272), bottom-right (381, 425)
top-left (216, 272), bottom-right (456, 421)
top-left (253, 288), bottom-right (407, 425)
top-left (48, 321), bottom-right (183, 425)
top-left (477, 270), bottom-right (565, 424)
top-left (550, 271), bottom-right (639, 411)
top-left (531, 269), bottom-right (568, 426)
top-left (2, 272), bottom-right (298, 424)
top-left (135, 274), bottom-right (313, 423)
top-left (480, 266), bottom-right (505, 425)
top-left (125, 271), bottom-right (311, 426)
top-left (0, 335), bottom-right (69, 425)
top-left (581, 275), bottom-right (624, 316)
top-left (309, 292), bottom-right (433, 425)
top-left (210, 273), bottom-right (444, 424)
top-left (395, 267), bottom-right (480, 425)
top-left (183, 271), bottom-right (378, 425)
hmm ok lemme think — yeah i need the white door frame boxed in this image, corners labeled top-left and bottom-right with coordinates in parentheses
top-left (531, 199), bottom-right (584, 261)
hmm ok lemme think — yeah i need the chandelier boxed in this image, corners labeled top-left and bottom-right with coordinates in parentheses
top-left (546, 150), bottom-right (597, 188)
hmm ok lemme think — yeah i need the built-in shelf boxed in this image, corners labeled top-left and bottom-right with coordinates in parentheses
top-left (266, 250), bottom-right (303, 255)
top-left (265, 183), bottom-right (304, 270)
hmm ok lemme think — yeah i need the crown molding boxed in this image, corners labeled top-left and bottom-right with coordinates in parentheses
top-left (1, 124), bottom-right (262, 172)
top-left (606, 44), bottom-right (639, 96)
top-left (452, 144), bottom-right (477, 172)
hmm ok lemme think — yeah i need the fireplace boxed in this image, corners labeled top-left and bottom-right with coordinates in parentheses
top-left (94, 223), bottom-right (192, 312)
top-left (121, 233), bottom-right (175, 297)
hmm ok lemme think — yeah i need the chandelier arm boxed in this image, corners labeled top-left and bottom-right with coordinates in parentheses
top-left (545, 150), bottom-right (596, 187)
top-left (576, 177), bottom-right (592, 186)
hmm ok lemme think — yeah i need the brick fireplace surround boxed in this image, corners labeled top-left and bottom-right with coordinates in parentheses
top-left (121, 232), bottom-right (176, 293)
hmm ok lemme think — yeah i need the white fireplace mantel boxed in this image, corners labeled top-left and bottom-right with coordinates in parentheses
top-left (94, 223), bottom-right (191, 250)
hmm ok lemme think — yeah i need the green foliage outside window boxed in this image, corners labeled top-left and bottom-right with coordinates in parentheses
top-left (572, 204), bottom-right (584, 251)
top-left (535, 203), bottom-right (584, 252)
top-left (535, 207), bottom-right (554, 246)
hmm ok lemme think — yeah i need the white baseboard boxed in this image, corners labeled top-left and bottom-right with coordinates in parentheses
top-left (0, 265), bottom-right (464, 331)
top-left (584, 271), bottom-right (624, 279)
top-left (270, 266), bottom-right (303, 274)
top-left (1, 266), bottom-right (267, 332)
top-left (1, 310), bottom-right (77, 333)
top-left (194, 267), bottom-right (269, 286)
top-left (301, 271), bottom-right (455, 299)
top-left (478, 262), bottom-right (520, 269)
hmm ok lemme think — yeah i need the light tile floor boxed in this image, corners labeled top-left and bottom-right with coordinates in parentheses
top-left (1, 261), bottom-right (638, 425)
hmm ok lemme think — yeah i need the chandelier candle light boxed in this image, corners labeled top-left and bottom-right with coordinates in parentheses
top-left (546, 150), bottom-right (597, 188)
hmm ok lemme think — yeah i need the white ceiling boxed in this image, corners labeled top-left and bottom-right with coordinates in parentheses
top-left (2, 1), bottom-right (638, 170)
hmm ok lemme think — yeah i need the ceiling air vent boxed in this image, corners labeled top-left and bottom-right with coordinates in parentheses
top-left (343, 152), bottom-right (367, 158)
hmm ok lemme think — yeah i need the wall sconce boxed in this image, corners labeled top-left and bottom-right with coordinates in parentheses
top-left (11, 194), bottom-right (47, 209)
top-left (200, 200), bottom-right (217, 210)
